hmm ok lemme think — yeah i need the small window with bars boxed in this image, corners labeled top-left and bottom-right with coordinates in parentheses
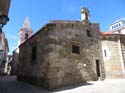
top-left (31, 45), bottom-right (37, 60)
top-left (72, 45), bottom-right (80, 54)
top-left (104, 50), bottom-right (107, 57)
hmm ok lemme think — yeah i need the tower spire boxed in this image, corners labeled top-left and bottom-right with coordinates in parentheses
top-left (80, 7), bottom-right (90, 25)
top-left (23, 17), bottom-right (31, 29)
top-left (18, 17), bottom-right (33, 45)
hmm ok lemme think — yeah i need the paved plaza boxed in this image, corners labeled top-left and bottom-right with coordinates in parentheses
top-left (0, 76), bottom-right (125, 93)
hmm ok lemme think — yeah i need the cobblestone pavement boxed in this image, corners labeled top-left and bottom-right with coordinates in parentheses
top-left (0, 76), bottom-right (125, 93)
top-left (54, 79), bottom-right (125, 93)
top-left (0, 76), bottom-right (50, 93)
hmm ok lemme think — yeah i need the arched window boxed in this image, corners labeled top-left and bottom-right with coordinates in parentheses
top-left (24, 33), bottom-right (28, 40)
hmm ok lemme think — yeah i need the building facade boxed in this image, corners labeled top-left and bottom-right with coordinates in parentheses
top-left (0, 32), bottom-right (9, 74)
top-left (4, 55), bottom-right (12, 75)
top-left (17, 8), bottom-right (105, 89)
top-left (101, 18), bottom-right (125, 78)
top-left (11, 48), bottom-right (19, 74)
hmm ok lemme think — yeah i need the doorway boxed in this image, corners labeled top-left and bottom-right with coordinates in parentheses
top-left (96, 60), bottom-right (100, 77)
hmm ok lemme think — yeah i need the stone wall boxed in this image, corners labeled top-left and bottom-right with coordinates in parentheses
top-left (101, 35), bottom-right (125, 78)
top-left (17, 21), bottom-right (105, 89)
top-left (11, 48), bottom-right (19, 75)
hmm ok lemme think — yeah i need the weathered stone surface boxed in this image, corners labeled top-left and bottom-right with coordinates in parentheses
top-left (17, 20), bottom-right (104, 89)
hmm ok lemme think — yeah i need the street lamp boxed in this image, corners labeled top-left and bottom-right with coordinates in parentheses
top-left (0, 0), bottom-right (11, 33)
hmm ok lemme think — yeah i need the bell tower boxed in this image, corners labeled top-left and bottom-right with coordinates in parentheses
top-left (18, 17), bottom-right (33, 45)
top-left (81, 7), bottom-right (90, 25)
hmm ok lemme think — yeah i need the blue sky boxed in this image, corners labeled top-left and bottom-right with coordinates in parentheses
top-left (3, 0), bottom-right (125, 54)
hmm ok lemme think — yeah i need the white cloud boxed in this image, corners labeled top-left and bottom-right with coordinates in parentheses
top-left (6, 33), bottom-right (18, 40)
top-left (61, 0), bottom-right (79, 14)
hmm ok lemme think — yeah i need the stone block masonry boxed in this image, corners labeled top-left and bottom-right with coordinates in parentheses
top-left (17, 20), bottom-right (105, 90)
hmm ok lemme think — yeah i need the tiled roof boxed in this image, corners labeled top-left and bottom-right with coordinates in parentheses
top-left (101, 32), bottom-right (124, 36)
top-left (101, 32), bottom-right (113, 35)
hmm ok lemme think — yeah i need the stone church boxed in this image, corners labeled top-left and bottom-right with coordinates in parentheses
top-left (17, 7), bottom-right (105, 89)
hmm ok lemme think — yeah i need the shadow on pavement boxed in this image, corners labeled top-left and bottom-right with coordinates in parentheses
top-left (0, 75), bottom-right (94, 93)
top-left (0, 75), bottom-right (51, 93)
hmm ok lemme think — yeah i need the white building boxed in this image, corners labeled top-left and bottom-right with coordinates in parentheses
top-left (109, 18), bottom-right (125, 34)
top-left (101, 18), bottom-right (125, 78)
top-left (0, 32), bottom-right (9, 74)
